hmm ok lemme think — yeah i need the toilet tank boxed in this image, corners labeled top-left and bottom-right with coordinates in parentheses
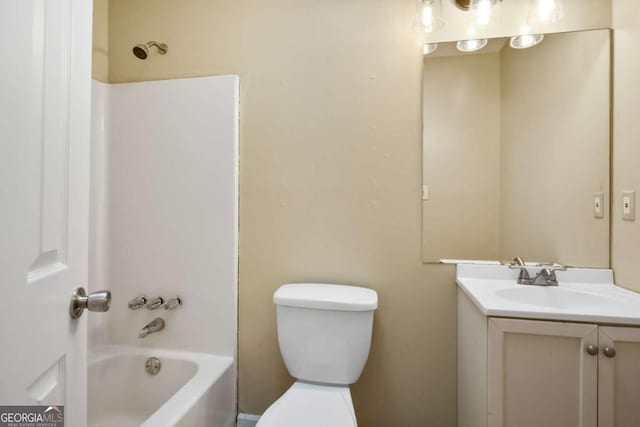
top-left (273, 283), bottom-right (378, 385)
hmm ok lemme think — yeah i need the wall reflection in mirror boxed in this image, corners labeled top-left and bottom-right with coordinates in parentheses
top-left (422, 29), bottom-right (610, 266)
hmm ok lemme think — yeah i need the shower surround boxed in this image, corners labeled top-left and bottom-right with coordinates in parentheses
top-left (89, 75), bottom-right (239, 426)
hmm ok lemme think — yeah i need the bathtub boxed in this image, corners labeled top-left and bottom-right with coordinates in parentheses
top-left (88, 346), bottom-right (236, 427)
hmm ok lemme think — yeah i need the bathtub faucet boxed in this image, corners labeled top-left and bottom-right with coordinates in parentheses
top-left (139, 318), bottom-right (165, 338)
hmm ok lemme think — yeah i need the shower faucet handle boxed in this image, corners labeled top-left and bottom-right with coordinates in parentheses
top-left (128, 295), bottom-right (148, 310)
top-left (164, 296), bottom-right (182, 310)
top-left (146, 297), bottom-right (164, 310)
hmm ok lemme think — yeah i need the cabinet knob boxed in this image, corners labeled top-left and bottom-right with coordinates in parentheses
top-left (603, 346), bottom-right (617, 358)
top-left (585, 344), bottom-right (598, 356)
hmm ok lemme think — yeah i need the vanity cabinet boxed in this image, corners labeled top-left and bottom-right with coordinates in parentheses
top-left (487, 317), bottom-right (598, 427)
top-left (598, 327), bottom-right (640, 427)
top-left (458, 290), bottom-right (640, 427)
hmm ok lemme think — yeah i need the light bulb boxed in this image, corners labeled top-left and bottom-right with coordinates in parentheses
top-left (423, 43), bottom-right (439, 55)
top-left (510, 34), bottom-right (544, 49)
top-left (473, 0), bottom-right (494, 26)
top-left (421, 0), bottom-right (444, 33)
top-left (537, 0), bottom-right (563, 22)
top-left (456, 39), bottom-right (488, 52)
top-left (422, 4), bottom-right (434, 27)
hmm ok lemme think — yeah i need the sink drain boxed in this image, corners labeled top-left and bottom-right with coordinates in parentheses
top-left (145, 357), bottom-right (161, 375)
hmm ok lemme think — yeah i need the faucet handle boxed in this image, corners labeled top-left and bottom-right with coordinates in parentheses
top-left (508, 265), bottom-right (532, 284)
top-left (501, 257), bottom-right (526, 266)
top-left (146, 297), bottom-right (164, 310)
top-left (163, 296), bottom-right (182, 310)
top-left (540, 265), bottom-right (568, 276)
top-left (532, 266), bottom-right (568, 286)
top-left (534, 262), bottom-right (568, 270)
top-left (128, 295), bottom-right (148, 310)
top-left (534, 268), bottom-right (560, 286)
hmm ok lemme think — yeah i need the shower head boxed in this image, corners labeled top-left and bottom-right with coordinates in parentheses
top-left (132, 45), bottom-right (149, 59)
top-left (132, 41), bottom-right (168, 60)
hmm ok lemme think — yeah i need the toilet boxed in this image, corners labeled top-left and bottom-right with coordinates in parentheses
top-left (256, 283), bottom-right (378, 427)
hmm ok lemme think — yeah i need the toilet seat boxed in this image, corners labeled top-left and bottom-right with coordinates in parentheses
top-left (256, 381), bottom-right (357, 427)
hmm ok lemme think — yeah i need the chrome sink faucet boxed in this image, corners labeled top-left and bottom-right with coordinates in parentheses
top-left (503, 257), bottom-right (567, 286)
top-left (528, 268), bottom-right (566, 286)
top-left (139, 318), bottom-right (165, 338)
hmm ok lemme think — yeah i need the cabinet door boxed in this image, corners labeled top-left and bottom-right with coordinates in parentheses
top-left (598, 326), bottom-right (640, 427)
top-left (488, 318), bottom-right (598, 427)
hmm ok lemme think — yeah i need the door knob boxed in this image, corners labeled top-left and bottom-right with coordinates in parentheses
top-left (70, 287), bottom-right (111, 319)
top-left (585, 344), bottom-right (598, 356)
top-left (603, 346), bottom-right (617, 358)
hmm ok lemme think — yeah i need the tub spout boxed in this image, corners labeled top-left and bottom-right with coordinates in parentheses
top-left (139, 318), bottom-right (165, 338)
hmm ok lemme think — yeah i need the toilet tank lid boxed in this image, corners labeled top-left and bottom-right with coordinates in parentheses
top-left (273, 283), bottom-right (378, 311)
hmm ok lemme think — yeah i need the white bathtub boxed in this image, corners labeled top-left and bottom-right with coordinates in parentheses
top-left (88, 346), bottom-right (236, 427)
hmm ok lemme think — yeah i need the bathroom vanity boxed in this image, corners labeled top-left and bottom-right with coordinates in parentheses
top-left (457, 264), bottom-right (640, 427)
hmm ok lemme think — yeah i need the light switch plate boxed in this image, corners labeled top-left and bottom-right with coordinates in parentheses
top-left (594, 192), bottom-right (604, 219)
top-left (422, 185), bottom-right (429, 201)
top-left (623, 191), bottom-right (636, 221)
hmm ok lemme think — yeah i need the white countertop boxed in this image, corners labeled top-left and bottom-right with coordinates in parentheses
top-left (456, 264), bottom-right (640, 325)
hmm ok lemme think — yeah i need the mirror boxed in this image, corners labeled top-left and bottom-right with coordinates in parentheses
top-left (422, 29), bottom-right (610, 266)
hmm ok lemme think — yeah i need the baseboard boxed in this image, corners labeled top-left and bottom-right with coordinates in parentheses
top-left (237, 413), bottom-right (260, 427)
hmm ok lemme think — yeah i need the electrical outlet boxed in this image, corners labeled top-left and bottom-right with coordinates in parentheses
top-left (623, 191), bottom-right (636, 221)
top-left (594, 192), bottom-right (604, 219)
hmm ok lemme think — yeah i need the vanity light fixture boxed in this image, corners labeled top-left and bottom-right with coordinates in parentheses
top-left (456, 38), bottom-right (488, 52)
top-left (510, 33), bottom-right (544, 49)
top-left (423, 43), bottom-right (439, 55)
top-left (420, 0), bottom-right (445, 33)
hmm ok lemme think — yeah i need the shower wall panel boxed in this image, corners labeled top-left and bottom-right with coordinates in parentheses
top-left (90, 76), bottom-right (239, 356)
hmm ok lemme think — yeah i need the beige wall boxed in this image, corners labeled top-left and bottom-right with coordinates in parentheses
top-left (422, 53), bottom-right (501, 262)
top-left (499, 30), bottom-right (610, 267)
top-left (612, 0), bottom-right (640, 291)
top-left (107, 0), bottom-right (457, 425)
top-left (92, 0), bottom-right (108, 82)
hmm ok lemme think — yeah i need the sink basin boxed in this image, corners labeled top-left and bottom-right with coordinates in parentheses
top-left (456, 264), bottom-right (640, 325)
top-left (494, 286), bottom-right (624, 311)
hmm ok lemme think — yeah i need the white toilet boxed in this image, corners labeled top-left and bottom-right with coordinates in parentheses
top-left (256, 283), bottom-right (378, 427)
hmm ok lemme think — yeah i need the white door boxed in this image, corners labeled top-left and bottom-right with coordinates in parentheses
top-left (488, 318), bottom-right (598, 427)
top-left (598, 326), bottom-right (640, 427)
top-left (0, 0), bottom-right (93, 425)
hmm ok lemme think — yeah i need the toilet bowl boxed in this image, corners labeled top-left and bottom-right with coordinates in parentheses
top-left (256, 283), bottom-right (378, 427)
top-left (257, 382), bottom-right (356, 427)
